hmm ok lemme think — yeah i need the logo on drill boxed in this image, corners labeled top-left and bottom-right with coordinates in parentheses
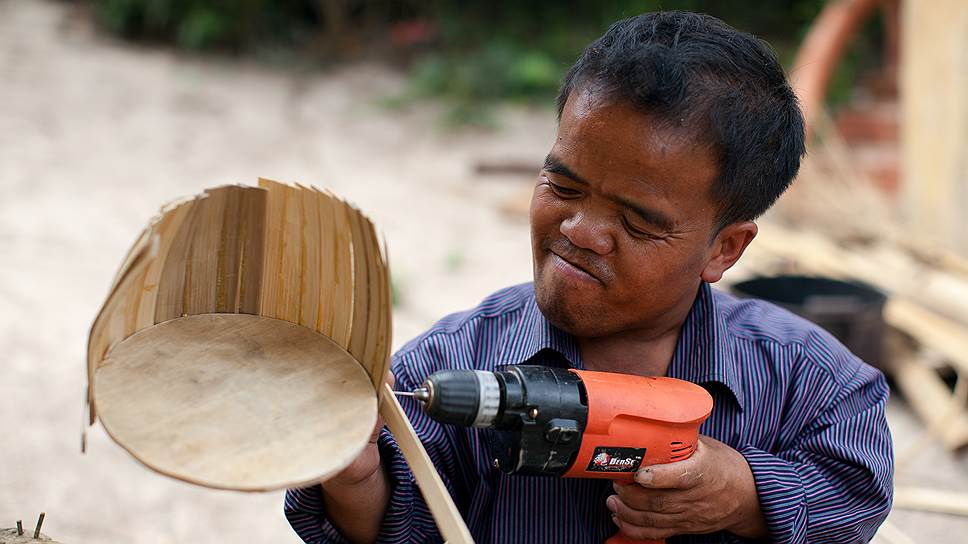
top-left (587, 447), bottom-right (646, 472)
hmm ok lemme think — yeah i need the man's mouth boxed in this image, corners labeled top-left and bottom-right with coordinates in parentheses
top-left (545, 241), bottom-right (607, 285)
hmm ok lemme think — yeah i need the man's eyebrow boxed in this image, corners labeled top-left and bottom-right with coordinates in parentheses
top-left (543, 154), bottom-right (590, 185)
top-left (543, 154), bottom-right (676, 232)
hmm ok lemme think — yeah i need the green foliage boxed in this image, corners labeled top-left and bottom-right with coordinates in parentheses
top-left (93, 0), bottom-right (886, 125)
top-left (175, 5), bottom-right (225, 49)
top-left (444, 247), bottom-right (466, 274)
top-left (95, 0), bottom-right (319, 51)
top-left (402, 43), bottom-right (561, 127)
top-left (388, 0), bottom-right (837, 126)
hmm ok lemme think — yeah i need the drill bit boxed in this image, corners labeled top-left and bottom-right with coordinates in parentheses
top-left (394, 388), bottom-right (431, 402)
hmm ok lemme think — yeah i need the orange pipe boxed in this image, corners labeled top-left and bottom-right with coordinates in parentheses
top-left (790, 0), bottom-right (882, 135)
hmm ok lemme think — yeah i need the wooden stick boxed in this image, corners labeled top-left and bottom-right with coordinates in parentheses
top-left (33, 512), bottom-right (44, 539)
top-left (750, 226), bottom-right (968, 376)
top-left (886, 339), bottom-right (968, 456)
top-left (380, 383), bottom-right (474, 544)
top-left (16, 520), bottom-right (22, 536)
top-left (894, 486), bottom-right (968, 517)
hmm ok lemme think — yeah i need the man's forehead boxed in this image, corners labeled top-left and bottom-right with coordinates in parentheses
top-left (561, 91), bottom-right (715, 175)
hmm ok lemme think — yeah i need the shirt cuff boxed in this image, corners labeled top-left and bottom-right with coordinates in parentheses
top-left (375, 428), bottom-right (428, 542)
top-left (739, 445), bottom-right (808, 544)
top-left (284, 484), bottom-right (349, 543)
top-left (285, 428), bottom-right (428, 544)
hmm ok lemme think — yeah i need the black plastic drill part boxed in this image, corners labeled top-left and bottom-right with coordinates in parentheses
top-left (488, 365), bottom-right (588, 476)
top-left (420, 369), bottom-right (481, 426)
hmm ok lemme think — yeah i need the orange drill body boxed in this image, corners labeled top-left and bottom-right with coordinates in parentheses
top-left (563, 369), bottom-right (713, 480)
top-left (412, 365), bottom-right (713, 544)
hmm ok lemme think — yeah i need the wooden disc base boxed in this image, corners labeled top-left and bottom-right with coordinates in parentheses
top-left (93, 314), bottom-right (376, 491)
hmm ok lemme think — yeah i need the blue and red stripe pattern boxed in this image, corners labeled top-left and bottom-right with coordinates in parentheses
top-left (285, 282), bottom-right (893, 543)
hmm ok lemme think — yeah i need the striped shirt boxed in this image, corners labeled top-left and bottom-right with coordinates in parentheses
top-left (286, 282), bottom-right (893, 543)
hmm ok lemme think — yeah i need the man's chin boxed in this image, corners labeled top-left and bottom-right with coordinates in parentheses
top-left (534, 281), bottom-right (609, 338)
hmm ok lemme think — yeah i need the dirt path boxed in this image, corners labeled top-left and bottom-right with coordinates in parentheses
top-left (1, 2), bottom-right (965, 542)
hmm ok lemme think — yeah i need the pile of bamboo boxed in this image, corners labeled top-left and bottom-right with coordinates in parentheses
top-left (740, 222), bottom-right (968, 451)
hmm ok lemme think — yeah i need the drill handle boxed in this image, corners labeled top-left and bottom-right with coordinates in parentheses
top-left (606, 533), bottom-right (662, 544)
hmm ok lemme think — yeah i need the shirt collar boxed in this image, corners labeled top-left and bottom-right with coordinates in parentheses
top-left (498, 283), bottom-right (744, 411)
top-left (667, 283), bottom-right (745, 411)
top-left (497, 294), bottom-right (583, 369)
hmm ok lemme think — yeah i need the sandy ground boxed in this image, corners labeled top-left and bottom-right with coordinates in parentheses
top-left (1, 1), bottom-right (966, 542)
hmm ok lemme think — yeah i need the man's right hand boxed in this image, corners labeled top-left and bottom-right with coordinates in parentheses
top-left (319, 371), bottom-right (395, 543)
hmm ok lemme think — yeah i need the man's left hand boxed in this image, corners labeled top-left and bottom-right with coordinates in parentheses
top-left (607, 436), bottom-right (769, 541)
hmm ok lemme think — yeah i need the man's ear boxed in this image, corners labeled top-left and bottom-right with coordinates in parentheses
top-left (700, 221), bottom-right (758, 283)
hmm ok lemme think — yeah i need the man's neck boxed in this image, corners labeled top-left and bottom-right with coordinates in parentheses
top-left (577, 286), bottom-right (701, 377)
top-left (578, 326), bottom-right (681, 377)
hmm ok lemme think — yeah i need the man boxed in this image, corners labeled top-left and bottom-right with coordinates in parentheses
top-left (286, 11), bottom-right (893, 544)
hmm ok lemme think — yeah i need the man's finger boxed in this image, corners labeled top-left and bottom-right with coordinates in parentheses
top-left (607, 495), bottom-right (680, 528)
top-left (635, 450), bottom-right (705, 489)
top-left (607, 496), bottom-right (678, 541)
top-left (612, 482), bottom-right (684, 513)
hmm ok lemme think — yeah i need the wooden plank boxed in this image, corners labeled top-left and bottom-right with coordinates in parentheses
top-left (154, 200), bottom-right (203, 322)
top-left (326, 188), bottom-right (356, 350)
top-left (358, 212), bottom-right (381, 379)
top-left (214, 186), bottom-right (244, 313)
top-left (280, 183), bottom-right (303, 324)
top-left (237, 187), bottom-right (267, 314)
top-left (885, 299), bottom-right (968, 377)
top-left (347, 206), bottom-right (372, 367)
top-left (297, 183), bottom-right (322, 330)
top-left (258, 178), bottom-right (289, 321)
top-left (185, 187), bottom-right (229, 316)
top-left (901, 0), bottom-right (968, 255)
top-left (135, 200), bottom-right (193, 329)
top-left (883, 344), bottom-right (968, 451)
top-left (370, 234), bottom-right (393, 390)
top-left (380, 383), bottom-right (474, 544)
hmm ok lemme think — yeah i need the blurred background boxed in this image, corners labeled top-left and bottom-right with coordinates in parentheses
top-left (1, 0), bottom-right (966, 542)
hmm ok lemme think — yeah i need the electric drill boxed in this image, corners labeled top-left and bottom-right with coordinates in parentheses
top-left (404, 365), bottom-right (713, 544)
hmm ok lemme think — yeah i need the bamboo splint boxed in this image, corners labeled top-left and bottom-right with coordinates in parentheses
top-left (381, 384), bottom-right (475, 544)
top-left (86, 179), bottom-right (474, 541)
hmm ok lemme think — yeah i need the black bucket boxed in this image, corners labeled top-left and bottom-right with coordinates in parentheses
top-left (731, 275), bottom-right (887, 368)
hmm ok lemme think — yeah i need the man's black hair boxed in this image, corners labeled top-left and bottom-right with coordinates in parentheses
top-left (557, 11), bottom-right (805, 230)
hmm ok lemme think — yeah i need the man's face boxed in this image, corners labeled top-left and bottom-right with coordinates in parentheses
top-left (530, 87), bottom-right (722, 338)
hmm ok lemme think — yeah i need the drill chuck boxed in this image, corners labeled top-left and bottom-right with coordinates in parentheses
top-left (414, 370), bottom-right (502, 427)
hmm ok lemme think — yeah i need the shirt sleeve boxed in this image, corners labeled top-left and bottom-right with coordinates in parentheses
top-left (284, 427), bottom-right (443, 543)
top-left (285, 341), bottom-right (471, 543)
top-left (738, 363), bottom-right (893, 543)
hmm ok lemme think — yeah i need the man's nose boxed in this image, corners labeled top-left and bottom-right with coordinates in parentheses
top-left (559, 212), bottom-right (615, 255)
